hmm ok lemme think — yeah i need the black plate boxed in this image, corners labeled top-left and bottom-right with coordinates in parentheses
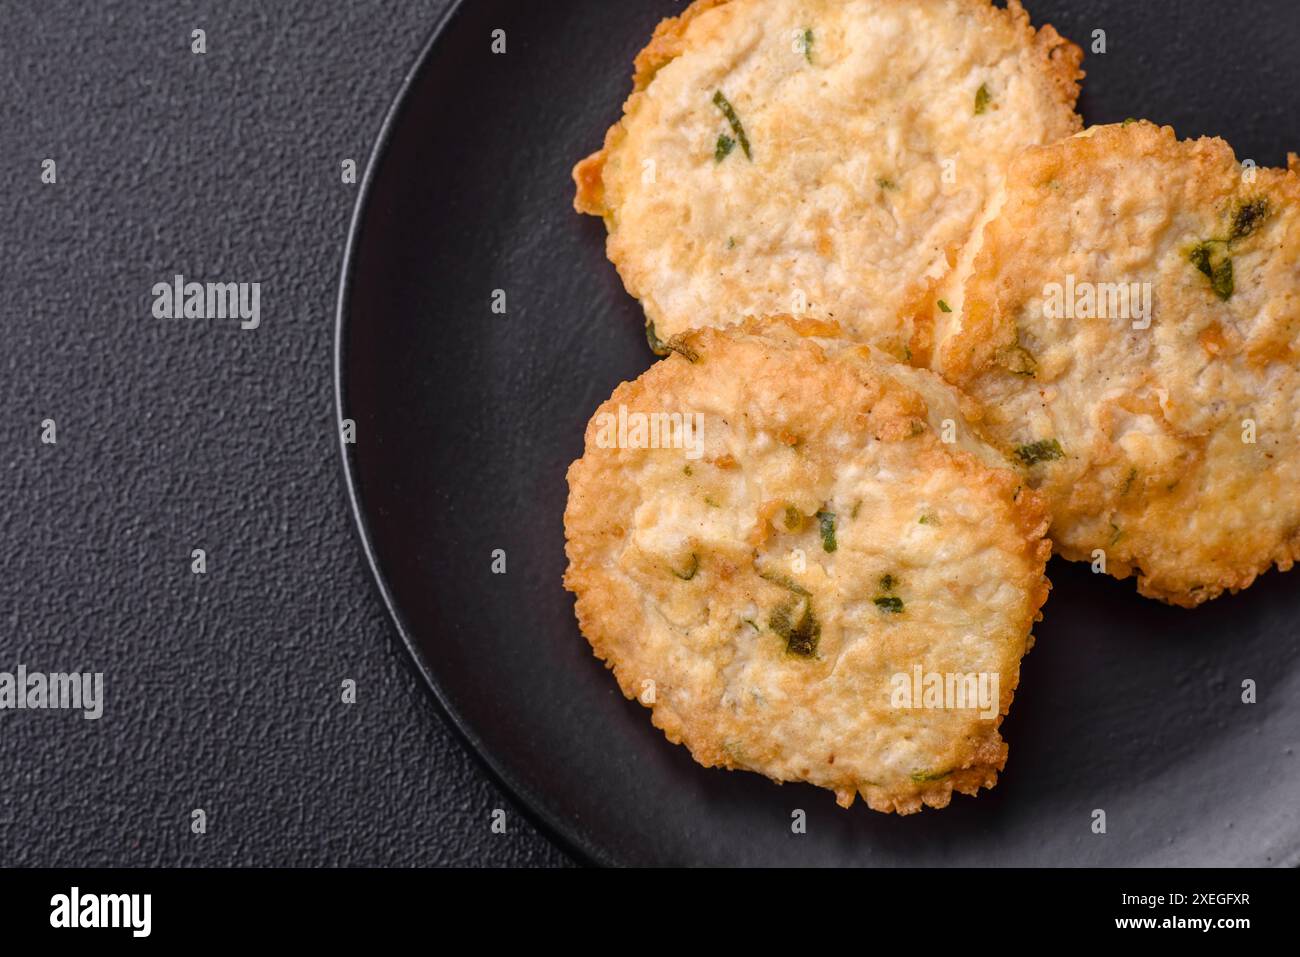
top-left (337, 0), bottom-right (1300, 866)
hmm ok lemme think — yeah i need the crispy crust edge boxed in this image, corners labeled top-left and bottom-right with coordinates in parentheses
top-left (563, 319), bottom-right (1053, 812)
top-left (942, 121), bottom-right (1300, 607)
top-left (573, 0), bottom-right (1085, 217)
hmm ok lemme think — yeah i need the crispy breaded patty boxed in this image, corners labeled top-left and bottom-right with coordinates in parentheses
top-left (573, 0), bottom-right (1082, 359)
top-left (933, 122), bottom-right (1300, 606)
top-left (564, 319), bottom-right (1051, 812)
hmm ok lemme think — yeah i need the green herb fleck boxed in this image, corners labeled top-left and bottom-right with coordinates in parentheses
top-left (1109, 524), bottom-right (1123, 547)
top-left (1120, 467), bottom-right (1137, 495)
top-left (816, 510), bottom-right (837, 553)
top-left (1230, 198), bottom-right (1271, 241)
top-left (918, 514), bottom-right (939, 526)
top-left (850, 500), bottom-right (862, 519)
top-left (646, 321), bottom-right (669, 356)
top-left (742, 618), bottom-right (760, 632)
top-left (769, 597), bottom-right (819, 658)
top-left (704, 495), bottom-right (721, 508)
top-left (879, 573), bottom-right (896, 592)
top-left (974, 83), bottom-right (992, 115)
top-left (801, 28), bottom-right (814, 63)
top-left (1014, 439), bottom-right (1064, 466)
top-left (911, 768), bottom-right (952, 783)
top-left (1210, 257), bottom-right (1234, 301)
top-left (876, 176), bottom-right (898, 191)
top-left (673, 553), bottom-right (699, 581)
top-left (1122, 117), bottom-right (1138, 126)
top-left (937, 299), bottom-right (952, 313)
top-left (715, 133), bottom-right (736, 163)
top-left (1188, 199), bottom-right (1270, 301)
top-left (757, 565), bottom-right (811, 597)
top-left (1189, 241), bottom-right (1234, 299)
top-left (874, 595), bottom-right (904, 614)
top-left (712, 90), bottom-right (752, 160)
top-left (1190, 241), bottom-right (1217, 278)
top-left (783, 505), bottom-right (803, 531)
top-left (726, 236), bottom-right (737, 249)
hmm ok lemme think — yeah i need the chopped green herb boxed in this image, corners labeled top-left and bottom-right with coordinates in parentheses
top-left (1230, 198), bottom-right (1271, 241)
top-left (874, 595), bottom-right (904, 614)
top-left (712, 90), bottom-right (752, 160)
top-left (876, 176), bottom-right (898, 191)
top-left (715, 133), bottom-right (736, 162)
top-left (1014, 439), bottom-right (1064, 466)
top-left (1188, 199), bottom-right (1269, 301)
top-left (911, 768), bottom-right (952, 783)
top-left (937, 299), bottom-right (952, 313)
top-left (879, 573), bottom-right (896, 592)
top-left (756, 565), bottom-right (811, 596)
top-left (646, 321), bottom-right (669, 356)
top-left (801, 28), bottom-right (814, 63)
top-left (1189, 240), bottom-right (1234, 299)
top-left (850, 500), bottom-right (862, 520)
top-left (1122, 117), bottom-right (1139, 126)
top-left (918, 514), bottom-right (938, 526)
top-left (673, 553), bottom-right (699, 581)
top-left (1190, 241), bottom-right (1217, 278)
top-left (726, 236), bottom-right (737, 249)
top-left (1210, 257), bottom-right (1234, 300)
top-left (783, 505), bottom-right (803, 531)
top-left (974, 83), bottom-right (992, 115)
top-left (816, 510), bottom-right (837, 553)
top-left (770, 597), bottom-right (820, 658)
top-left (704, 495), bottom-right (721, 508)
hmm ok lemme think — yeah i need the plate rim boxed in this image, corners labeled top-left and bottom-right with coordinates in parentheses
top-left (332, 0), bottom-right (606, 867)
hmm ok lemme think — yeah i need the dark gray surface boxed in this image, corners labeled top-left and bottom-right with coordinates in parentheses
top-left (1, 0), bottom-right (569, 866)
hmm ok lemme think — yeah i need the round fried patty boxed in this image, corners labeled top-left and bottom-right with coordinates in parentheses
top-left (564, 319), bottom-right (1051, 812)
top-left (933, 122), bottom-right (1300, 606)
top-left (574, 0), bottom-right (1082, 359)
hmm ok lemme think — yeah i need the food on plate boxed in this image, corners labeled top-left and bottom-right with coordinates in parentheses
top-left (931, 121), bottom-right (1300, 606)
top-left (573, 0), bottom-right (1083, 360)
top-left (564, 318), bottom-right (1051, 811)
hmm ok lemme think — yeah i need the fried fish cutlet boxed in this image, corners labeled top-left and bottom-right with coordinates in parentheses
top-left (573, 0), bottom-right (1083, 360)
top-left (563, 319), bottom-right (1051, 813)
top-left (932, 121), bottom-right (1300, 607)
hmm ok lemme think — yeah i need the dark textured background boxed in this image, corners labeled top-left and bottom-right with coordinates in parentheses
top-left (1, 0), bottom-right (569, 866)
top-left (5, 0), bottom-right (1300, 868)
